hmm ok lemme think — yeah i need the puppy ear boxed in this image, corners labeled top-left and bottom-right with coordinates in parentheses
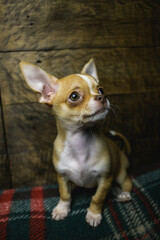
top-left (81, 58), bottom-right (99, 83)
top-left (19, 62), bottom-right (58, 105)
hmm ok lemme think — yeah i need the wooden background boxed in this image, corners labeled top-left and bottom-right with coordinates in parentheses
top-left (0, 0), bottom-right (160, 189)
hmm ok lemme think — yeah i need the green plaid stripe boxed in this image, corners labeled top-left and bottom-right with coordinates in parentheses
top-left (6, 189), bottom-right (31, 240)
top-left (0, 169), bottom-right (160, 240)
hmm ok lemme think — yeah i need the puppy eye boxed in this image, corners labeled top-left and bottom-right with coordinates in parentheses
top-left (98, 87), bottom-right (104, 95)
top-left (69, 92), bottom-right (80, 102)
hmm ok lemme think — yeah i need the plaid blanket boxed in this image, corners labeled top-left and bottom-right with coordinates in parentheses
top-left (0, 169), bottom-right (160, 240)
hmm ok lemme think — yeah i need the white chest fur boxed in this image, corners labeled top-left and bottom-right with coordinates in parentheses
top-left (57, 129), bottom-right (108, 188)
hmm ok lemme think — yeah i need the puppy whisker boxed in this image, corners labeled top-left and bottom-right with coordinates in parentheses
top-left (110, 106), bottom-right (118, 118)
top-left (89, 127), bottom-right (94, 138)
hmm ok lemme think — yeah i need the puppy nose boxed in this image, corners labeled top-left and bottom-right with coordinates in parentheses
top-left (95, 95), bottom-right (105, 103)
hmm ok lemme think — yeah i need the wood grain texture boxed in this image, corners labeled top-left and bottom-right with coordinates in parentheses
top-left (1, 47), bottom-right (160, 104)
top-left (2, 92), bottom-right (160, 187)
top-left (0, 0), bottom-right (160, 188)
top-left (3, 103), bottom-right (57, 188)
top-left (106, 92), bottom-right (160, 169)
top-left (0, 93), bottom-right (11, 189)
top-left (0, 0), bottom-right (160, 51)
top-left (1, 47), bottom-right (160, 187)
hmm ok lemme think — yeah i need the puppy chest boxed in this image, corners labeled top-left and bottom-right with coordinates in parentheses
top-left (57, 148), bottom-right (103, 188)
top-left (56, 132), bottom-right (108, 187)
top-left (57, 159), bottom-right (98, 187)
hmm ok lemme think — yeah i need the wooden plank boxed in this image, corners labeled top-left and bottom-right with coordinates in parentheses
top-left (0, 0), bottom-right (159, 188)
top-left (3, 102), bottom-right (57, 188)
top-left (1, 47), bottom-right (160, 106)
top-left (0, 0), bottom-right (160, 51)
top-left (1, 47), bottom-right (160, 187)
top-left (103, 92), bottom-right (160, 169)
top-left (0, 94), bottom-right (10, 189)
top-left (107, 92), bottom-right (160, 140)
top-left (131, 137), bottom-right (159, 169)
top-left (9, 150), bottom-right (56, 188)
top-left (107, 92), bottom-right (160, 169)
top-left (2, 91), bottom-right (160, 187)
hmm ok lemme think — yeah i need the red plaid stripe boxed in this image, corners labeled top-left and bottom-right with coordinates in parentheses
top-left (133, 186), bottom-right (160, 227)
top-left (108, 199), bottom-right (129, 240)
top-left (30, 186), bottom-right (45, 240)
top-left (0, 189), bottom-right (15, 240)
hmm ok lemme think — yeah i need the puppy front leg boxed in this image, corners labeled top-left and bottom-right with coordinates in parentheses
top-left (52, 173), bottom-right (71, 220)
top-left (86, 175), bottom-right (113, 227)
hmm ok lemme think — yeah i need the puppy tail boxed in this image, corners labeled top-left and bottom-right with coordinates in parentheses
top-left (109, 130), bottom-right (131, 156)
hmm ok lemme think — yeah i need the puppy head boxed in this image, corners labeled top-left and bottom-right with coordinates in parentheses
top-left (20, 59), bottom-right (110, 126)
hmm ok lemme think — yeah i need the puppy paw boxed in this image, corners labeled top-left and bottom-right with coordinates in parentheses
top-left (52, 200), bottom-right (70, 220)
top-left (86, 210), bottom-right (102, 227)
top-left (117, 191), bottom-right (132, 202)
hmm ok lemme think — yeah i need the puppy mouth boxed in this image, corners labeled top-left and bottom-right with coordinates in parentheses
top-left (84, 107), bottom-right (108, 119)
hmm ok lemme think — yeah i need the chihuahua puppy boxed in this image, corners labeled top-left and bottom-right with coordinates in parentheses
top-left (20, 59), bottom-right (132, 227)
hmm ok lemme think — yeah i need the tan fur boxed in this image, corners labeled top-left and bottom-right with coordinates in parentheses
top-left (51, 74), bottom-right (100, 123)
top-left (20, 59), bottom-right (132, 227)
top-left (57, 173), bottom-right (71, 202)
top-left (88, 175), bottom-right (113, 214)
top-left (121, 176), bottom-right (132, 193)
